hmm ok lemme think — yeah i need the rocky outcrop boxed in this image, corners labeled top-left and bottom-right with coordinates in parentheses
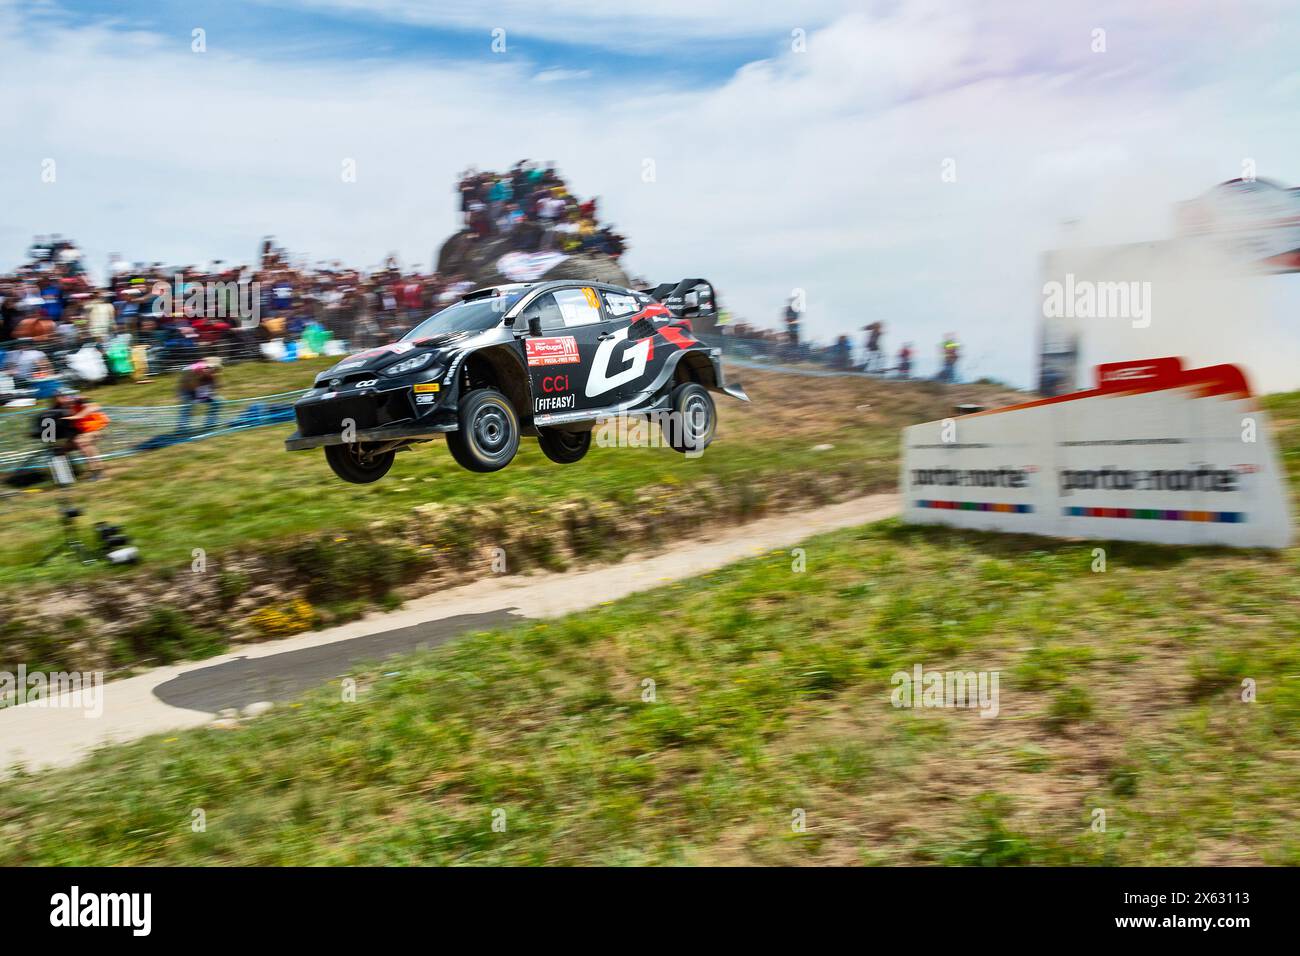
top-left (536, 254), bottom-right (631, 286)
top-left (436, 228), bottom-right (631, 289)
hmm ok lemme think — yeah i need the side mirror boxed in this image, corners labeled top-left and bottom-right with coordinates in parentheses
top-left (528, 315), bottom-right (543, 336)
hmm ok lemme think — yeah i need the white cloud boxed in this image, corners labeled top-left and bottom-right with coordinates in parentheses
top-left (3, 0), bottom-right (1300, 388)
top-left (532, 68), bottom-right (592, 83)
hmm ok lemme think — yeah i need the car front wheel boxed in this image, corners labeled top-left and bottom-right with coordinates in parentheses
top-left (447, 387), bottom-right (520, 472)
top-left (324, 442), bottom-right (396, 484)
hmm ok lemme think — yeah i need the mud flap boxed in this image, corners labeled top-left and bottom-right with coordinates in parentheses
top-left (719, 382), bottom-right (749, 403)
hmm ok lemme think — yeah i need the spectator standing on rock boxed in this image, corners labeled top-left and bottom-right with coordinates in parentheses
top-left (862, 321), bottom-right (883, 372)
top-left (896, 343), bottom-right (913, 379)
top-left (938, 334), bottom-right (960, 384)
top-left (783, 295), bottom-right (801, 362)
top-left (833, 334), bottom-right (853, 370)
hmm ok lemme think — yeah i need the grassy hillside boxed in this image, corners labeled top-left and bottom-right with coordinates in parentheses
top-left (2, 390), bottom-right (1296, 865)
top-left (0, 366), bottom-right (1013, 588)
top-left (2, 524), bottom-right (1294, 865)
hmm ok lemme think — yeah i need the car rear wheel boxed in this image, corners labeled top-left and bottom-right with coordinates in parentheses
top-left (324, 442), bottom-right (396, 484)
top-left (537, 427), bottom-right (591, 464)
top-left (663, 382), bottom-right (716, 454)
top-left (447, 387), bottom-right (520, 472)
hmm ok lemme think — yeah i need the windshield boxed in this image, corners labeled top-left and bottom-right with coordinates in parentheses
top-left (402, 294), bottom-right (524, 341)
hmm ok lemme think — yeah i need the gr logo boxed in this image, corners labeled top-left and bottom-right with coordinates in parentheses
top-left (586, 327), bottom-right (649, 398)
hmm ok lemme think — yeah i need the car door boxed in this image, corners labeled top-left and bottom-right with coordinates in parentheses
top-left (593, 288), bottom-right (667, 408)
top-left (521, 286), bottom-right (610, 421)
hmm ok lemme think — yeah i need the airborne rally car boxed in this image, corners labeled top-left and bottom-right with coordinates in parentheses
top-left (284, 279), bottom-right (749, 483)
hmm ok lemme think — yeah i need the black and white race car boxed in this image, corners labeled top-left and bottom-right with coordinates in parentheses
top-left (284, 278), bottom-right (749, 483)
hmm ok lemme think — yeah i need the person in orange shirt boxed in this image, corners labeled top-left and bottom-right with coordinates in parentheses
top-left (52, 390), bottom-right (110, 480)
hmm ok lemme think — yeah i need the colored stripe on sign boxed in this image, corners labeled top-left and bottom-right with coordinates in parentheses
top-left (1063, 506), bottom-right (1244, 523)
top-left (915, 500), bottom-right (1033, 514)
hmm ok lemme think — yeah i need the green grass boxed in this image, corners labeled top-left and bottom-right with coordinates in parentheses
top-left (1, 384), bottom-right (1295, 864)
top-left (1, 514), bottom-right (1296, 865)
top-left (0, 365), bottom-right (901, 589)
top-left (0, 422), bottom-right (891, 589)
top-left (83, 356), bottom-right (338, 405)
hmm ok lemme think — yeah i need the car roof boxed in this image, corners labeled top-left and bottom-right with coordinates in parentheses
top-left (467, 279), bottom-right (634, 299)
top-left (460, 283), bottom-right (534, 301)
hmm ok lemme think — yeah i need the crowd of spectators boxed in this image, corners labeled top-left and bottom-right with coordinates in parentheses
top-left (458, 161), bottom-right (627, 258)
top-left (0, 163), bottom-right (627, 395)
top-left (719, 307), bottom-right (954, 382)
top-left (1, 177), bottom-right (964, 401)
top-left (0, 234), bottom-right (487, 395)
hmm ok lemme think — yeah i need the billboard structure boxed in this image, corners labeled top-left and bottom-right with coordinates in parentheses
top-left (1038, 178), bottom-right (1300, 396)
top-left (902, 357), bottom-right (1292, 549)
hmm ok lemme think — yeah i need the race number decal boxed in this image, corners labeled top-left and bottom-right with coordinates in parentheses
top-left (586, 326), bottom-right (650, 398)
top-left (527, 336), bottom-right (580, 366)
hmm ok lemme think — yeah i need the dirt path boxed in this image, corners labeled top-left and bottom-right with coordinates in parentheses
top-left (0, 492), bottom-right (899, 774)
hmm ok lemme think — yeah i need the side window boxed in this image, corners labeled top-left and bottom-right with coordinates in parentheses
top-left (551, 287), bottom-right (602, 328)
top-left (520, 292), bottom-right (563, 330)
top-left (522, 288), bottom-right (602, 331)
top-left (603, 291), bottom-right (639, 318)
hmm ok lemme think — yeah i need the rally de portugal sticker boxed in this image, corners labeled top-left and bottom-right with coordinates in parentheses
top-left (526, 336), bottom-right (580, 366)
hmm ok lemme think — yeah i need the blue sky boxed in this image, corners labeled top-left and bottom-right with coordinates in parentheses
top-left (49, 0), bottom-right (792, 81)
top-left (4, 0), bottom-right (1300, 388)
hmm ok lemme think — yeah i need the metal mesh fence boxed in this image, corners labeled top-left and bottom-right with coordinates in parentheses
top-left (0, 389), bottom-right (306, 475)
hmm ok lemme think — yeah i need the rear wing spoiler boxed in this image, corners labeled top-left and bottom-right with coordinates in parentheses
top-left (641, 278), bottom-right (717, 320)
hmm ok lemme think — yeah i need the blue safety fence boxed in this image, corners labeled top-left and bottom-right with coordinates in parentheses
top-left (0, 388), bottom-right (307, 476)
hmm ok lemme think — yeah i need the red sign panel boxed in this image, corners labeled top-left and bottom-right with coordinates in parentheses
top-left (526, 336), bottom-right (580, 366)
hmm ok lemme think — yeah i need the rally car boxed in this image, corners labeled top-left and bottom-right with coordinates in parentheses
top-left (284, 278), bottom-right (749, 483)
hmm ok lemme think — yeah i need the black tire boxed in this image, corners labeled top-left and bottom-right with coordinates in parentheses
top-left (662, 382), bottom-right (716, 454)
top-left (537, 427), bottom-right (591, 464)
top-left (446, 387), bottom-right (520, 472)
top-left (323, 442), bottom-right (395, 484)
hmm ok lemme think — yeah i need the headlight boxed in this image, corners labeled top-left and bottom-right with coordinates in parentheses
top-left (383, 352), bottom-right (436, 376)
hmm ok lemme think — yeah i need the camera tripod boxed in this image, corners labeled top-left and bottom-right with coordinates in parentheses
top-left (36, 452), bottom-right (96, 566)
top-left (37, 500), bottom-right (96, 566)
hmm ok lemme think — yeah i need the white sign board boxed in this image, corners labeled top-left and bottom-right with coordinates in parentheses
top-left (497, 251), bottom-right (568, 283)
top-left (902, 358), bottom-right (1293, 549)
top-left (1176, 178), bottom-right (1300, 270)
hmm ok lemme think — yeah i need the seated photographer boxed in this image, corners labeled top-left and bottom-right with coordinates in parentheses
top-left (31, 389), bottom-right (109, 482)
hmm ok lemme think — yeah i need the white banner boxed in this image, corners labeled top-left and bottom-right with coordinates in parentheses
top-left (497, 251), bottom-right (568, 283)
top-left (902, 357), bottom-right (1293, 548)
